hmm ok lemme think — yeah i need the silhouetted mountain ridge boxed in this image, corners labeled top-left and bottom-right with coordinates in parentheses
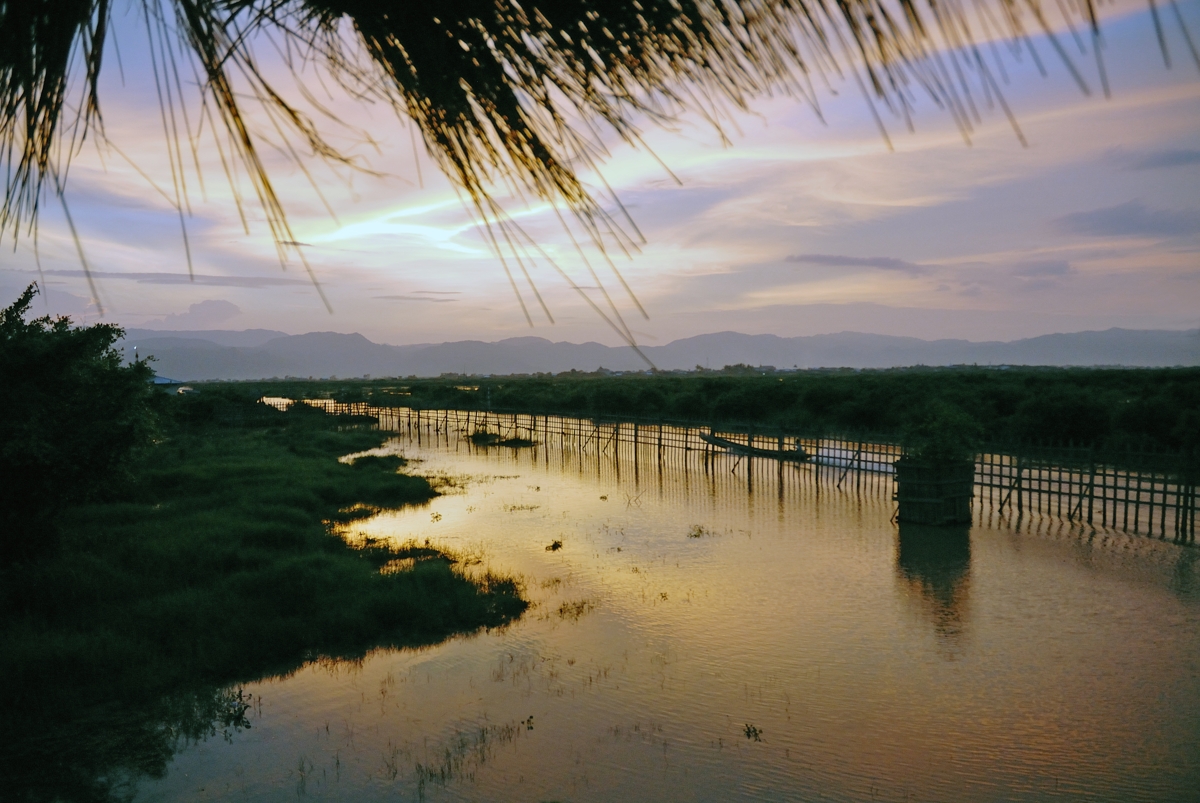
top-left (120, 327), bottom-right (1200, 380)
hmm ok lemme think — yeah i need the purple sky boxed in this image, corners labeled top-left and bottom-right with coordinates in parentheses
top-left (2, 2), bottom-right (1198, 345)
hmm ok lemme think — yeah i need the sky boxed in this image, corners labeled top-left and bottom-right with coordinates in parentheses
top-left (2, 2), bottom-right (1199, 347)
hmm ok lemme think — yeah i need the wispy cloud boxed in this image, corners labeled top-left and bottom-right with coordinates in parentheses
top-left (39, 270), bottom-right (311, 288)
top-left (1055, 202), bottom-right (1200, 238)
top-left (784, 254), bottom-right (927, 274)
top-left (374, 295), bottom-right (458, 303)
top-left (147, 299), bottom-right (242, 328)
top-left (1012, 260), bottom-right (1073, 277)
top-left (1124, 149), bottom-right (1200, 170)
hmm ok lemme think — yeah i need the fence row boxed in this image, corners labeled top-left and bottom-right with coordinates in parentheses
top-left (301, 401), bottom-right (1197, 543)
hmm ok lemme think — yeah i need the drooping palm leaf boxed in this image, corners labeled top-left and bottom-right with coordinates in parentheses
top-left (1, 0), bottom-right (1193, 305)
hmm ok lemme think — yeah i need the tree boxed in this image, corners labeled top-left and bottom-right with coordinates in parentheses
top-left (901, 400), bottom-right (982, 463)
top-left (0, 284), bottom-right (158, 563)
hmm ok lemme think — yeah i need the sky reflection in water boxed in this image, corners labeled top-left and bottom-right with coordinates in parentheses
top-left (138, 421), bottom-right (1199, 802)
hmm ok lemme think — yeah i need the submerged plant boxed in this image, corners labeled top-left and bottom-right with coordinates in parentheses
top-left (557, 598), bottom-right (596, 620)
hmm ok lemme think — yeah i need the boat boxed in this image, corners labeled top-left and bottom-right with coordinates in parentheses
top-left (698, 432), bottom-right (810, 463)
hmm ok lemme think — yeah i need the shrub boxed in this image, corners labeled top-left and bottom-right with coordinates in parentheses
top-left (0, 284), bottom-right (157, 563)
top-left (902, 401), bottom-right (982, 463)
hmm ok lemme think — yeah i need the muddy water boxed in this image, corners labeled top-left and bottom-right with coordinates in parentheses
top-left (138, 421), bottom-right (1199, 802)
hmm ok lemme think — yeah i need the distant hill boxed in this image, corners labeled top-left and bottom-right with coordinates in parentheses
top-left (122, 328), bottom-right (289, 348)
top-left (120, 328), bottom-right (1200, 381)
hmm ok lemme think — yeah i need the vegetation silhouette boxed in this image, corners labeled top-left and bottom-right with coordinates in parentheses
top-left (0, 283), bottom-right (158, 564)
top-left (900, 399), bottom-right (982, 462)
top-left (0, 386), bottom-right (527, 801)
top-left (258, 365), bottom-right (1200, 451)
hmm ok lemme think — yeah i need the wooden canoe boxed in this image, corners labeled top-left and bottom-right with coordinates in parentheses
top-left (699, 432), bottom-right (810, 463)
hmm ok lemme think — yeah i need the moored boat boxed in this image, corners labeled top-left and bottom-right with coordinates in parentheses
top-left (699, 432), bottom-right (810, 462)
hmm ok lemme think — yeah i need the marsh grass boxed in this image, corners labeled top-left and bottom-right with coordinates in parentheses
top-left (469, 431), bottom-right (537, 449)
top-left (0, 392), bottom-right (527, 742)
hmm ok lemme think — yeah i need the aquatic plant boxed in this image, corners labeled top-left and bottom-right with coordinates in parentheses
top-left (557, 599), bottom-right (596, 621)
top-left (469, 431), bottom-right (502, 446)
top-left (496, 437), bottom-right (537, 448)
top-left (470, 430), bottom-right (536, 448)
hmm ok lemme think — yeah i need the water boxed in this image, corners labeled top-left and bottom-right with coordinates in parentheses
top-left (134, 419), bottom-right (1198, 801)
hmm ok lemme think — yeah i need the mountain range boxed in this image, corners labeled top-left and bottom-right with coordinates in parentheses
top-left (117, 327), bottom-right (1200, 381)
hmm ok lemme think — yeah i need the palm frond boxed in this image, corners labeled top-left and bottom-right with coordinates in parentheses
top-left (1, 0), bottom-right (1192, 315)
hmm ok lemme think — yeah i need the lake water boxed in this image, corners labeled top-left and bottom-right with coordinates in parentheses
top-left (134, 416), bottom-right (1199, 802)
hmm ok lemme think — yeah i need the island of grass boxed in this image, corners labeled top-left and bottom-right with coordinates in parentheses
top-left (0, 390), bottom-right (527, 798)
top-left (468, 430), bottom-right (537, 448)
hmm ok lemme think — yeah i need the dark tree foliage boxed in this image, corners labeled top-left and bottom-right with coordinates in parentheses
top-left (0, 283), bottom-right (157, 563)
top-left (901, 399), bottom-right (983, 462)
top-left (253, 365), bottom-right (1200, 452)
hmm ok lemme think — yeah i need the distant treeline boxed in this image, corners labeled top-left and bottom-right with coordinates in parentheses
top-left (238, 366), bottom-right (1200, 451)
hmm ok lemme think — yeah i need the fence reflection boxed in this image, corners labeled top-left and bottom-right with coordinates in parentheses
top-left (301, 401), bottom-right (1196, 543)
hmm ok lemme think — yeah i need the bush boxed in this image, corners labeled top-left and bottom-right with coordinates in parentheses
top-left (0, 284), bottom-right (157, 563)
top-left (902, 401), bottom-right (982, 463)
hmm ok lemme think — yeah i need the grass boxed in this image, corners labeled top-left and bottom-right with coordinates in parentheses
top-left (0, 391), bottom-right (527, 799)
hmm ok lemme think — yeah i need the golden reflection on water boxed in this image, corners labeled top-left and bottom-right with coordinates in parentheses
top-left (139, 415), bottom-right (1200, 802)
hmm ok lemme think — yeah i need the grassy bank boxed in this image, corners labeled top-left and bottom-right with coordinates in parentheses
top-left (238, 366), bottom-right (1200, 451)
top-left (0, 390), bottom-right (527, 718)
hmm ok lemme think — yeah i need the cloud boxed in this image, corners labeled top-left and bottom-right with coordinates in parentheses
top-left (150, 300), bottom-right (242, 329)
top-left (1125, 149), bottom-right (1200, 171)
top-left (784, 254), bottom-right (926, 273)
top-left (1055, 202), bottom-right (1200, 238)
top-left (41, 270), bottom-right (311, 288)
top-left (1012, 260), bottom-right (1073, 277)
top-left (0, 280), bottom-right (96, 318)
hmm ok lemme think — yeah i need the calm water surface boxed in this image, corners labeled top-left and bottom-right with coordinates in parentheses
top-left (137, 422), bottom-right (1199, 802)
